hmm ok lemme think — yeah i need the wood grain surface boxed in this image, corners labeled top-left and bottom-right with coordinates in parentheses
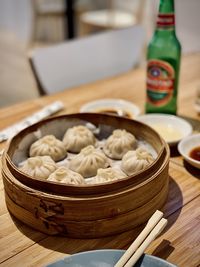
top-left (0, 53), bottom-right (199, 267)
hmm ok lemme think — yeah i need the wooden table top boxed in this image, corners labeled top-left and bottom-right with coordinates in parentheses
top-left (0, 53), bottom-right (200, 267)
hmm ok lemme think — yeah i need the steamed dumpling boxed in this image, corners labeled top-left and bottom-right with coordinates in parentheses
top-left (29, 135), bottom-right (67, 162)
top-left (20, 156), bottom-right (57, 179)
top-left (121, 147), bottom-right (154, 176)
top-left (91, 167), bottom-right (126, 184)
top-left (63, 125), bottom-right (96, 153)
top-left (47, 167), bottom-right (86, 185)
top-left (103, 129), bottom-right (136, 159)
top-left (69, 145), bottom-right (109, 177)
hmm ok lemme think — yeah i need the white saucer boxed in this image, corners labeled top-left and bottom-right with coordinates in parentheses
top-left (178, 134), bottom-right (200, 169)
top-left (136, 114), bottom-right (193, 146)
top-left (80, 98), bottom-right (140, 119)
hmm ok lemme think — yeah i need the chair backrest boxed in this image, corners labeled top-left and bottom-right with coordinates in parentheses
top-left (33, 0), bottom-right (65, 14)
top-left (30, 25), bottom-right (145, 94)
top-left (176, 0), bottom-right (200, 53)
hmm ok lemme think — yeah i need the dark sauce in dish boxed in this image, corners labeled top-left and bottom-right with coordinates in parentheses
top-left (189, 146), bottom-right (200, 162)
top-left (96, 109), bottom-right (132, 119)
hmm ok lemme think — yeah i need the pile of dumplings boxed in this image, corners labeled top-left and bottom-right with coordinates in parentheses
top-left (19, 125), bottom-right (154, 185)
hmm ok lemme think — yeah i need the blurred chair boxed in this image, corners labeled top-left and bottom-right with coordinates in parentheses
top-left (31, 0), bottom-right (66, 43)
top-left (0, 30), bottom-right (39, 107)
top-left (29, 25), bottom-right (145, 95)
top-left (176, 0), bottom-right (200, 53)
top-left (79, 0), bottom-right (146, 36)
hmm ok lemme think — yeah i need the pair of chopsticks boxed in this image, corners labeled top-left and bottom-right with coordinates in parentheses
top-left (114, 210), bottom-right (167, 267)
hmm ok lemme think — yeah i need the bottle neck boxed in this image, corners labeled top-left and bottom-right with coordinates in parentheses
top-left (156, 0), bottom-right (176, 33)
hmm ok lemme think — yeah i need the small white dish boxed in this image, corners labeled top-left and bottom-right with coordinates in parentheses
top-left (136, 114), bottom-right (193, 146)
top-left (80, 98), bottom-right (140, 119)
top-left (178, 134), bottom-right (200, 169)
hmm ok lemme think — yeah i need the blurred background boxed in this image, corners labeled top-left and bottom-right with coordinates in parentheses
top-left (0, 0), bottom-right (199, 107)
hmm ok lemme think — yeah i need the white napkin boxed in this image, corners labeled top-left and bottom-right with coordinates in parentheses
top-left (0, 101), bottom-right (64, 143)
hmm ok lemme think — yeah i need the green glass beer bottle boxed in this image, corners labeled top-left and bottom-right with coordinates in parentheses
top-left (145, 0), bottom-right (181, 114)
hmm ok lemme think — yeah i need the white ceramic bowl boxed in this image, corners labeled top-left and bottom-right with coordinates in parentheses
top-left (136, 114), bottom-right (193, 146)
top-left (80, 98), bottom-right (140, 119)
top-left (178, 134), bottom-right (200, 169)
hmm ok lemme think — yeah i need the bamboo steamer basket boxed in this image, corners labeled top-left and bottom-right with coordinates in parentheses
top-left (2, 113), bottom-right (170, 238)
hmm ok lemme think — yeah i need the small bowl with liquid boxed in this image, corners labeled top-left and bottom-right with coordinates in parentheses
top-left (178, 133), bottom-right (200, 169)
top-left (80, 98), bottom-right (141, 119)
top-left (136, 114), bottom-right (193, 146)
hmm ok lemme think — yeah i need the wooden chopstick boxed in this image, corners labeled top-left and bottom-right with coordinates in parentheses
top-left (114, 210), bottom-right (166, 267)
top-left (124, 218), bottom-right (167, 267)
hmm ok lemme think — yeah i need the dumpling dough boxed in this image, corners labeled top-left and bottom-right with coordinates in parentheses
top-left (91, 167), bottom-right (126, 184)
top-left (103, 129), bottom-right (136, 159)
top-left (63, 125), bottom-right (95, 153)
top-left (69, 145), bottom-right (109, 177)
top-left (20, 156), bottom-right (57, 179)
top-left (47, 167), bottom-right (86, 185)
top-left (30, 135), bottom-right (67, 162)
top-left (121, 147), bottom-right (154, 176)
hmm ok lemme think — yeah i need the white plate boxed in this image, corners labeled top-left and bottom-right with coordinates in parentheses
top-left (136, 114), bottom-right (193, 146)
top-left (178, 134), bottom-right (200, 169)
top-left (80, 98), bottom-right (140, 119)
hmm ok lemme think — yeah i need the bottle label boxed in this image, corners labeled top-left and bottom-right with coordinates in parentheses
top-left (157, 13), bottom-right (175, 28)
top-left (146, 59), bottom-right (175, 107)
